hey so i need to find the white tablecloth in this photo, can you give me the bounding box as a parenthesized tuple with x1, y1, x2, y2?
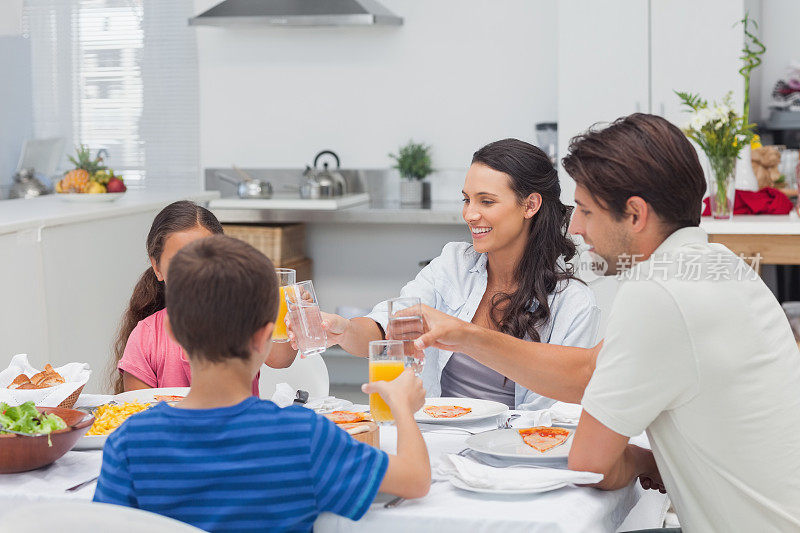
(0, 409, 668, 532)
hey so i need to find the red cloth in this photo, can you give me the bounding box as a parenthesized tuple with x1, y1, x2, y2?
(702, 187, 794, 216)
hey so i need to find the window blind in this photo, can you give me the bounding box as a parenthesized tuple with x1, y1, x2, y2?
(23, 0, 199, 187)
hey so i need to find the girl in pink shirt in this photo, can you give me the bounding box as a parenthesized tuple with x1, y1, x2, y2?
(111, 201, 259, 396)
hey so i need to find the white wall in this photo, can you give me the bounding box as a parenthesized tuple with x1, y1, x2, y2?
(0, 0, 22, 36)
(754, 0, 800, 122)
(195, 0, 557, 173)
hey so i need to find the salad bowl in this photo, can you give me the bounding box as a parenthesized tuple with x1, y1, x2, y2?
(0, 406, 94, 473)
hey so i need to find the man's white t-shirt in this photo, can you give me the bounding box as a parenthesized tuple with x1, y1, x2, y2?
(582, 227, 800, 532)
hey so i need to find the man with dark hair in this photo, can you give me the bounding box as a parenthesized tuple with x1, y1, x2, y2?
(414, 114, 800, 531)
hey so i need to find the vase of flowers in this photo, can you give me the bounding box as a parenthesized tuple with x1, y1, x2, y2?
(677, 92, 748, 219)
(390, 140, 433, 206)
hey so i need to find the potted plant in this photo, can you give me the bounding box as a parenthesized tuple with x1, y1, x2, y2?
(390, 140, 433, 206)
(675, 13, 765, 219)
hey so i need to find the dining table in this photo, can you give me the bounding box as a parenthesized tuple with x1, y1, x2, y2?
(0, 401, 668, 532)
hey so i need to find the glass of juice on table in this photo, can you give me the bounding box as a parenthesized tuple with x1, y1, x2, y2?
(387, 296, 425, 375)
(368, 340, 410, 424)
(273, 268, 296, 343)
(284, 280, 327, 357)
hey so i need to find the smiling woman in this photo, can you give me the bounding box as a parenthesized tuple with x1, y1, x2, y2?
(282, 139, 599, 410)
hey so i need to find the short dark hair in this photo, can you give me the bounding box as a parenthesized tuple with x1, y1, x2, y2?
(166, 235, 279, 363)
(562, 113, 706, 229)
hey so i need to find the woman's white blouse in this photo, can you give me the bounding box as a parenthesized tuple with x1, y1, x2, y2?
(366, 241, 599, 410)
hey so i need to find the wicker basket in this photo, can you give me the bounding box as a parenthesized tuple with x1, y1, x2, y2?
(56, 385, 84, 409)
(223, 224, 306, 264)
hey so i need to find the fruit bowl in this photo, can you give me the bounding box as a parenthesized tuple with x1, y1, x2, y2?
(56, 192, 125, 203)
(0, 406, 94, 474)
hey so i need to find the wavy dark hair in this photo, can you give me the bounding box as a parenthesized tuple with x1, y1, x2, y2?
(472, 139, 578, 342)
(109, 201, 224, 393)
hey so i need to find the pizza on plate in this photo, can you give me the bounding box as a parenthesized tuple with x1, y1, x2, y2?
(324, 411, 370, 424)
(153, 395, 185, 403)
(518, 426, 571, 453)
(422, 405, 472, 418)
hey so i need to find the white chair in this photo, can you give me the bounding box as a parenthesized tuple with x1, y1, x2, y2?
(258, 352, 330, 400)
(7, 501, 205, 533)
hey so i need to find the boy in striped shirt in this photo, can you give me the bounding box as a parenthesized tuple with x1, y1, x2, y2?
(94, 235, 430, 532)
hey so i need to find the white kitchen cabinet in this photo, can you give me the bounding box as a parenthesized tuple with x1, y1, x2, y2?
(557, 0, 649, 204)
(650, 0, 745, 125)
(557, 0, 746, 204)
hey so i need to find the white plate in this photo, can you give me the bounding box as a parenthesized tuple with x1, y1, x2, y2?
(414, 397, 509, 424)
(448, 476, 568, 495)
(73, 388, 189, 450)
(113, 387, 189, 404)
(465, 428, 573, 462)
(57, 192, 125, 202)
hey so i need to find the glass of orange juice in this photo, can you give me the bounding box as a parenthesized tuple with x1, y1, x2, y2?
(368, 340, 409, 424)
(273, 268, 296, 342)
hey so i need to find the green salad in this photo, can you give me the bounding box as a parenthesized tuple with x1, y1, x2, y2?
(0, 401, 67, 437)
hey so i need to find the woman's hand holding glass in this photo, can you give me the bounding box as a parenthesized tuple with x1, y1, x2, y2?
(286, 311, 349, 350)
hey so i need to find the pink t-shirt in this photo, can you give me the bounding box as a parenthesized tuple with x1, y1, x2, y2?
(118, 308, 260, 396)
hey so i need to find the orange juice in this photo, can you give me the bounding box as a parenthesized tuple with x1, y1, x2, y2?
(273, 286, 288, 341)
(369, 360, 405, 422)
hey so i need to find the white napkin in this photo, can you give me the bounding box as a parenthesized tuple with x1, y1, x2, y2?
(0, 354, 91, 408)
(548, 402, 582, 425)
(304, 396, 354, 413)
(437, 454, 602, 491)
(270, 383, 296, 408)
(0, 450, 102, 493)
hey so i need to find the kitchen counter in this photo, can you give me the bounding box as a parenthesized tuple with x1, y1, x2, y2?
(209, 197, 465, 225)
(0, 189, 220, 236)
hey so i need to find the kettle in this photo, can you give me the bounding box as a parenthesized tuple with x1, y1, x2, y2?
(9, 168, 50, 199)
(308, 150, 347, 197)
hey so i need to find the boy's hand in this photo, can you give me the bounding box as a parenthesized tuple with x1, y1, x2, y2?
(287, 311, 348, 349)
(362, 369, 425, 416)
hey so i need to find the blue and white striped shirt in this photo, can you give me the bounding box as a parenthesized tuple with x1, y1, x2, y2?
(93, 397, 388, 532)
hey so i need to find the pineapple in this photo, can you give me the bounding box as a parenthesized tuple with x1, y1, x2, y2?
(59, 145, 107, 193)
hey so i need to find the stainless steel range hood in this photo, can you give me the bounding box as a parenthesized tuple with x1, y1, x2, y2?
(189, 0, 403, 27)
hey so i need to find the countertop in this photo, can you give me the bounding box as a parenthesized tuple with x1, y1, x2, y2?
(0, 189, 219, 235)
(209, 197, 466, 225)
(210, 194, 800, 233)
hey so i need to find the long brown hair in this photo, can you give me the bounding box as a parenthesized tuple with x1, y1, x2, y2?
(471, 139, 578, 342)
(110, 201, 224, 393)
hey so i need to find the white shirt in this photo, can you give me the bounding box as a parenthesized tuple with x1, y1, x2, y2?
(582, 227, 800, 532)
(367, 241, 599, 410)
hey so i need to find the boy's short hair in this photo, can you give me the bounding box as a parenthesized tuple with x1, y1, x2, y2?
(562, 113, 706, 230)
(166, 234, 279, 363)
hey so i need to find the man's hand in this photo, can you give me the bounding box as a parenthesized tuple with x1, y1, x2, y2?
(413, 304, 475, 352)
(639, 467, 666, 493)
(287, 311, 348, 350)
(362, 369, 425, 416)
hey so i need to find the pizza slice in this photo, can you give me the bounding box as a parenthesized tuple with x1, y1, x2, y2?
(153, 395, 185, 403)
(518, 426, 571, 453)
(324, 411, 369, 424)
(422, 405, 472, 418)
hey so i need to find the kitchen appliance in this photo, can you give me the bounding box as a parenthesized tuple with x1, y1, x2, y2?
(301, 150, 348, 198)
(189, 0, 403, 27)
(215, 169, 273, 199)
(535, 122, 558, 166)
(9, 168, 50, 199)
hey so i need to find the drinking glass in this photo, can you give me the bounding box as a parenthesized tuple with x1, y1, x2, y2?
(284, 280, 326, 358)
(368, 340, 410, 424)
(272, 268, 296, 343)
(386, 296, 425, 375)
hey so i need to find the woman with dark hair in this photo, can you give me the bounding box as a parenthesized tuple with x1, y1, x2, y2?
(286, 139, 598, 409)
(110, 200, 232, 394)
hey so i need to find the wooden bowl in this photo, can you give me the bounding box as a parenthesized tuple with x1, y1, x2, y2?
(0, 406, 95, 474)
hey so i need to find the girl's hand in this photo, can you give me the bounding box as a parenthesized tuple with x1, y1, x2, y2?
(286, 311, 349, 349)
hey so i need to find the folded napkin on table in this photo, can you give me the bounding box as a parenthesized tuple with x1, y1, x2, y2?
(270, 383, 354, 412)
(548, 402, 582, 425)
(436, 454, 602, 491)
(0, 354, 91, 408)
(702, 187, 793, 216)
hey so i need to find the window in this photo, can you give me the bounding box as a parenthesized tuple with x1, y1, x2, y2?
(23, 0, 199, 187)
